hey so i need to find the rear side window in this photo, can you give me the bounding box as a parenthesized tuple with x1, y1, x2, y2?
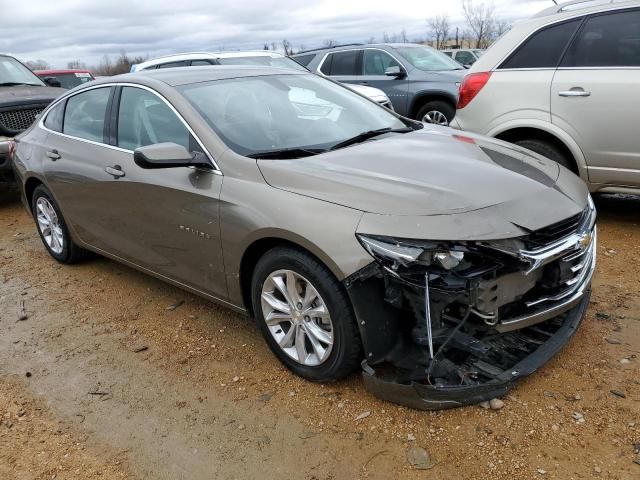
(320, 50, 360, 75)
(191, 60, 213, 66)
(455, 51, 476, 66)
(117, 87, 190, 151)
(158, 61, 187, 69)
(500, 19, 582, 69)
(293, 54, 315, 67)
(63, 87, 111, 142)
(562, 10, 640, 67)
(44, 101, 65, 132)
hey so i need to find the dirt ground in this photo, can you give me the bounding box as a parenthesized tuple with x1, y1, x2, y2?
(1, 183, 639, 480)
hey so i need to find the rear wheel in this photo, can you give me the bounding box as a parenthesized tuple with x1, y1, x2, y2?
(416, 100, 455, 126)
(251, 247, 362, 382)
(31, 185, 85, 264)
(514, 139, 573, 171)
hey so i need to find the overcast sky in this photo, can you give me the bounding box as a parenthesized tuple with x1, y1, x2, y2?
(2, 0, 554, 68)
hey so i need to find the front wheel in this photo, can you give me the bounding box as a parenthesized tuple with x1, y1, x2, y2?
(251, 247, 362, 382)
(416, 100, 455, 126)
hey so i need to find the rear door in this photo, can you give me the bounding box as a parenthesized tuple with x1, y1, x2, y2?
(552, 8, 640, 187)
(41, 86, 118, 247)
(318, 50, 362, 86)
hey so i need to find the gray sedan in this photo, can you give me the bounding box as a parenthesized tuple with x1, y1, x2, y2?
(11, 66, 596, 409)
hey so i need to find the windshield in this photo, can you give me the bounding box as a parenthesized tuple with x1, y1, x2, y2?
(394, 46, 463, 71)
(0, 56, 44, 86)
(216, 56, 308, 72)
(45, 72, 94, 89)
(179, 73, 408, 157)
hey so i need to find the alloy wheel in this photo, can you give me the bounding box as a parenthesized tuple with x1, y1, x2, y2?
(260, 269, 334, 366)
(36, 197, 64, 255)
(422, 110, 449, 126)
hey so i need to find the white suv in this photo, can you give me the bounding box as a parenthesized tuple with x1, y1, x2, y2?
(453, 0, 640, 194)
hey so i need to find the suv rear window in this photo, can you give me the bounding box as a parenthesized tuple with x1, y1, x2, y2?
(562, 10, 640, 67)
(320, 51, 360, 75)
(500, 19, 582, 69)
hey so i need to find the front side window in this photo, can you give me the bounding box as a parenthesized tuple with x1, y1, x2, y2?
(63, 87, 111, 142)
(562, 10, 640, 67)
(191, 60, 214, 66)
(179, 73, 407, 156)
(500, 19, 582, 69)
(320, 51, 360, 75)
(363, 50, 400, 75)
(158, 61, 187, 69)
(117, 87, 190, 151)
(394, 45, 463, 71)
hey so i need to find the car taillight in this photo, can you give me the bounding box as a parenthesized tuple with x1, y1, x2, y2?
(457, 72, 492, 110)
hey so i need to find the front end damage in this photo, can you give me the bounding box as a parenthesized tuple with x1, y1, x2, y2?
(346, 200, 597, 410)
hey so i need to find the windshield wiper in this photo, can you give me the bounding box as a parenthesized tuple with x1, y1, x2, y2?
(247, 147, 327, 159)
(329, 127, 413, 151)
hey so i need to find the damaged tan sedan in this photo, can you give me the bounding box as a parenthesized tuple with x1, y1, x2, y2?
(10, 66, 596, 409)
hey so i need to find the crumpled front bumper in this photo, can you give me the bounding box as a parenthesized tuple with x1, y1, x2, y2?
(361, 291, 590, 410)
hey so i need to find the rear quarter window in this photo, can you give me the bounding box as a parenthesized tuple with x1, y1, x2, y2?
(43, 101, 65, 133)
(499, 19, 582, 69)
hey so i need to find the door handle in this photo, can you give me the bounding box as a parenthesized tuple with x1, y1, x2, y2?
(558, 89, 591, 97)
(46, 150, 61, 161)
(105, 165, 125, 178)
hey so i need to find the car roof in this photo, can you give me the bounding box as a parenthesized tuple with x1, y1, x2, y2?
(135, 51, 287, 70)
(35, 69, 93, 75)
(293, 42, 433, 56)
(92, 65, 307, 88)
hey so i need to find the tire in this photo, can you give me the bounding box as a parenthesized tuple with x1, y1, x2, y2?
(251, 246, 362, 382)
(416, 100, 455, 126)
(31, 185, 85, 264)
(514, 139, 573, 171)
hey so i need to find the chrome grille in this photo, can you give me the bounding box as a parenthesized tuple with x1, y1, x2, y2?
(523, 210, 585, 249)
(0, 108, 44, 133)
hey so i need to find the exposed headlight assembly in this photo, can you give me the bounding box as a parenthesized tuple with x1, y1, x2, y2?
(357, 234, 467, 271)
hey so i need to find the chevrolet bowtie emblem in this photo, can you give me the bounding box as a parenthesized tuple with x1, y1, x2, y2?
(578, 232, 593, 250)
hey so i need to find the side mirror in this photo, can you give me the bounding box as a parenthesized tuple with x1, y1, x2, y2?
(384, 66, 406, 78)
(43, 77, 61, 88)
(133, 143, 211, 169)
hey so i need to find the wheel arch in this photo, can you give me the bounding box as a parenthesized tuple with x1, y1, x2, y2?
(490, 123, 587, 179)
(238, 234, 345, 317)
(24, 176, 45, 214)
(409, 90, 457, 119)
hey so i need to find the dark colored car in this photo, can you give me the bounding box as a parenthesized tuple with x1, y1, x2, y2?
(0, 55, 65, 180)
(293, 43, 466, 125)
(35, 69, 95, 89)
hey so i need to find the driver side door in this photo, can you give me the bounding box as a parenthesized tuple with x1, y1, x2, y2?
(94, 85, 227, 298)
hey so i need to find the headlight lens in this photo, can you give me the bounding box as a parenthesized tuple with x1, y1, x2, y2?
(357, 234, 466, 271)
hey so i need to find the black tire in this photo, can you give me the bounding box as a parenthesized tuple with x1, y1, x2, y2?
(31, 185, 85, 264)
(514, 139, 573, 171)
(251, 246, 362, 382)
(415, 100, 456, 126)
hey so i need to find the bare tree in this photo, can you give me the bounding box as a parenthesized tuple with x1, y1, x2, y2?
(67, 60, 87, 69)
(493, 18, 511, 40)
(322, 39, 338, 48)
(400, 29, 409, 44)
(270, 42, 278, 51)
(24, 59, 50, 70)
(462, 0, 496, 49)
(428, 15, 450, 50)
(282, 39, 292, 56)
(263, 43, 270, 50)
(367, 36, 376, 44)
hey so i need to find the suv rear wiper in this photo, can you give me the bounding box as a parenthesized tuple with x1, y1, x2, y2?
(329, 127, 413, 151)
(247, 147, 327, 159)
(0, 82, 42, 87)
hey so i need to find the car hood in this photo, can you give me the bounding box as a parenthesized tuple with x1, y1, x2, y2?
(258, 127, 588, 232)
(0, 85, 65, 108)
